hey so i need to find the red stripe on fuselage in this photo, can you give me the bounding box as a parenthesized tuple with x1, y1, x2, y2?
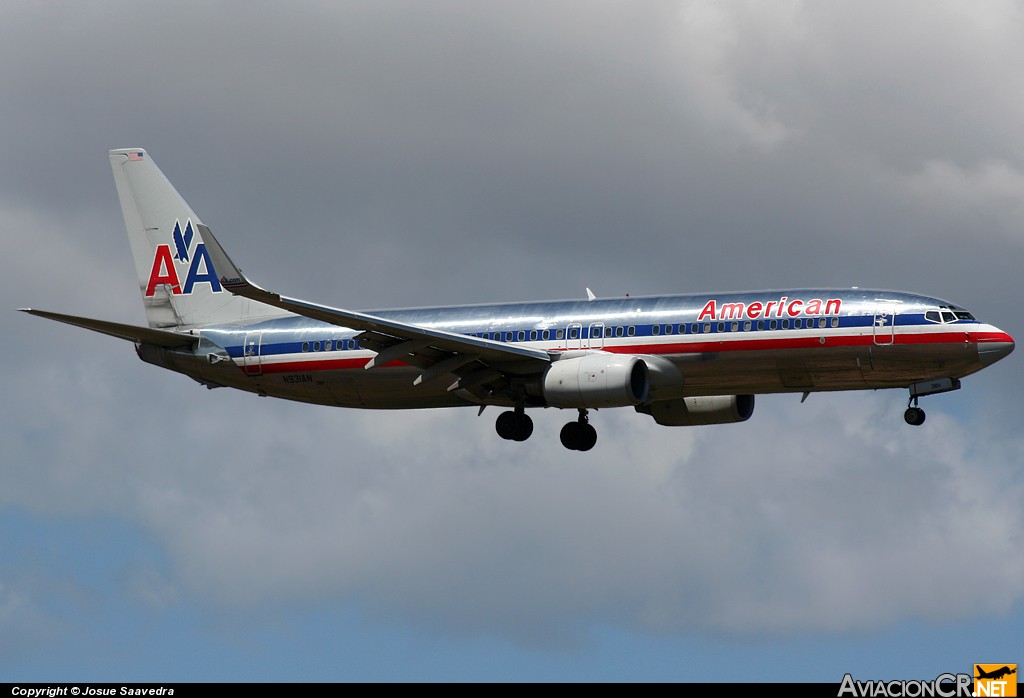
(245, 328, 985, 375)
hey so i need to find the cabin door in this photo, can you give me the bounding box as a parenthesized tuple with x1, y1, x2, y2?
(243, 331, 263, 375)
(872, 304, 896, 346)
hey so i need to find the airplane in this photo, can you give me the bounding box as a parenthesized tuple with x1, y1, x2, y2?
(20, 149, 1015, 451)
(975, 666, 1016, 681)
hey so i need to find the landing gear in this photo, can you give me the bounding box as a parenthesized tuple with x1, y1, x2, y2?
(494, 406, 599, 449)
(904, 394, 926, 426)
(902, 378, 960, 426)
(904, 391, 927, 426)
(496, 406, 533, 442)
(904, 407, 926, 426)
(560, 409, 597, 451)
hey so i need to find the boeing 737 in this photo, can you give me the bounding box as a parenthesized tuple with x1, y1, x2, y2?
(21, 149, 1015, 450)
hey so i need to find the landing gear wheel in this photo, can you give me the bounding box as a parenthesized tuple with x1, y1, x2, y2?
(496, 411, 516, 440)
(904, 407, 926, 426)
(496, 410, 533, 441)
(560, 410, 598, 451)
(577, 423, 597, 451)
(511, 413, 533, 441)
(560, 422, 582, 450)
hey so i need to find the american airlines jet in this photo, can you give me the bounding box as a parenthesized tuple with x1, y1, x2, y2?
(22, 149, 1015, 451)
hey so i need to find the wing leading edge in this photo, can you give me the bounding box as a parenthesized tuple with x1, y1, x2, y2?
(200, 225, 555, 397)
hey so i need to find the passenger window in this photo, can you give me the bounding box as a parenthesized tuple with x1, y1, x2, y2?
(529, 330, 538, 341)
(542, 329, 550, 341)
(604, 327, 613, 338)
(627, 326, 636, 336)
(757, 321, 764, 331)
(717, 322, 725, 332)
(703, 323, 711, 333)
(517, 331, 525, 341)
(615, 326, 624, 337)
(302, 342, 310, 352)
(794, 319, 802, 329)
(769, 320, 777, 331)
(324, 340, 332, 351)
(731, 322, 739, 332)
(831, 317, 839, 328)
(743, 321, 751, 331)
(653, 325, 661, 336)
(556, 329, 565, 340)
(569, 327, 579, 340)
(781, 319, 789, 330)
(818, 318, 826, 328)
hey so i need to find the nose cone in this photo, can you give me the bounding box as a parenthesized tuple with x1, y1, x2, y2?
(978, 328, 1015, 366)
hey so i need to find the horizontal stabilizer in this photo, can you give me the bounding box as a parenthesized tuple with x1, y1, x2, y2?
(19, 309, 198, 348)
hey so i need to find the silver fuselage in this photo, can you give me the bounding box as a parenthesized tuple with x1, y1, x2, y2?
(144, 288, 1014, 410)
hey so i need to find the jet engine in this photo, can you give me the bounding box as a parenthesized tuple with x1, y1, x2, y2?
(542, 354, 649, 408)
(636, 394, 755, 426)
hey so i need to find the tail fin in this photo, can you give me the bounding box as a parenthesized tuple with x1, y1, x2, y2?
(109, 148, 281, 329)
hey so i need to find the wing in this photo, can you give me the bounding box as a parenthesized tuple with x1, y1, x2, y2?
(200, 225, 555, 400)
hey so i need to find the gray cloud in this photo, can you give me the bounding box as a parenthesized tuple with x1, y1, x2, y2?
(3, 0, 1022, 653)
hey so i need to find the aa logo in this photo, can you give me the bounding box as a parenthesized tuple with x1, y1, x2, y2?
(145, 219, 222, 297)
(975, 664, 1017, 697)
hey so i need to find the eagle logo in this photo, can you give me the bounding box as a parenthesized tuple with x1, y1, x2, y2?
(172, 219, 196, 263)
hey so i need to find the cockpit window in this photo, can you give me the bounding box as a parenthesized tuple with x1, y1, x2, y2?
(926, 307, 975, 323)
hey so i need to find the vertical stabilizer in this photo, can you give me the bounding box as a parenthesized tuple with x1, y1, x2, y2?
(109, 148, 281, 329)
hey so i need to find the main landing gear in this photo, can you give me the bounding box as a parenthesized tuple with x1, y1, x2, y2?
(495, 405, 534, 442)
(559, 409, 597, 452)
(494, 407, 598, 451)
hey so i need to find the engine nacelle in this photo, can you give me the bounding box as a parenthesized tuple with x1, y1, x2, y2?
(636, 395, 755, 426)
(542, 354, 650, 408)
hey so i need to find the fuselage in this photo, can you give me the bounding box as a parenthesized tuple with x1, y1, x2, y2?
(149, 288, 1013, 410)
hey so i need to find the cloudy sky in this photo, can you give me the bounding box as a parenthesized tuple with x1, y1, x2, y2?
(2, 0, 1022, 682)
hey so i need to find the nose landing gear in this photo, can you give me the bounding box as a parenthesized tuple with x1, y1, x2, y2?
(904, 398, 926, 426)
(903, 377, 961, 426)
